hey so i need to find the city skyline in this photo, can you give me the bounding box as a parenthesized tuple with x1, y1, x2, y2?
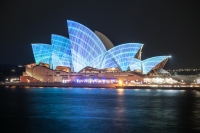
(0, 0, 200, 69)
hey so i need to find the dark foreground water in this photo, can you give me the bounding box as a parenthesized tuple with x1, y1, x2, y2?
(0, 87, 200, 133)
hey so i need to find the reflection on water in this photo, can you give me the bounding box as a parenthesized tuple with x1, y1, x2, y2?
(117, 89, 124, 95)
(0, 87, 200, 133)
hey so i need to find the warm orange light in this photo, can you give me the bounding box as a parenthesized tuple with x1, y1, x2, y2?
(119, 80, 122, 85)
(117, 89, 124, 95)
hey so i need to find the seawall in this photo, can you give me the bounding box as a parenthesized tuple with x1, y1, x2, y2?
(1, 83, 200, 91)
(0, 83, 116, 88)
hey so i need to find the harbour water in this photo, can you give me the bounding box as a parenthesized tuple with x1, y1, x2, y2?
(0, 87, 200, 133)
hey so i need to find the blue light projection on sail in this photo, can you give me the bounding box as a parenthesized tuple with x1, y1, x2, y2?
(102, 43, 143, 71)
(32, 44, 52, 67)
(31, 20, 170, 74)
(67, 20, 107, 72)
(142, 56, 170, 74)
(51, 34, 72, 70)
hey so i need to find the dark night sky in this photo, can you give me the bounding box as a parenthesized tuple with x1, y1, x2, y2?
(0, 0, 200, 69)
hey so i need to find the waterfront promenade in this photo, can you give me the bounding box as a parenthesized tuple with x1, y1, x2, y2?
(0, 82, 200, 91)
(0, 82, 116, 88)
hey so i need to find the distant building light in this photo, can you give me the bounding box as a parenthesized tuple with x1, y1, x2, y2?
(197, 78, 200, 84)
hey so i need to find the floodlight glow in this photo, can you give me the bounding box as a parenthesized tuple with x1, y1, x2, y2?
(119, 80, 122, 85)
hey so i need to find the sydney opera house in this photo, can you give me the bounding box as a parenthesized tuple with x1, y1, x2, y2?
(20, 20, 171, 83)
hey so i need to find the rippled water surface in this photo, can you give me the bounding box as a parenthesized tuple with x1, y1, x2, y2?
(0, 87, 200, 133)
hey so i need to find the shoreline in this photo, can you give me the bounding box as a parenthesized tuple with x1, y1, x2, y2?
(115, 85, 200, 91)
(1, 83, 200, 91)
(0, 83, 116, 88)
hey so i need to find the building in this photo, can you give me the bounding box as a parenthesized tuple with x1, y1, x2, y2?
(20, 20, 171, 83)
